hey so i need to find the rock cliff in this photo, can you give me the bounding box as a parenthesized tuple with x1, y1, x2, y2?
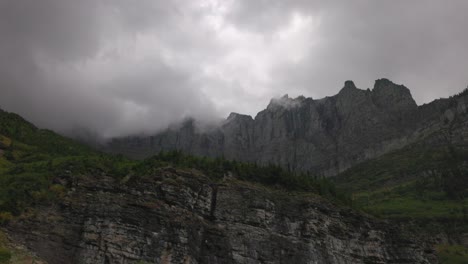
(106, 79, 468, 176)
(6, 168, 436, 263)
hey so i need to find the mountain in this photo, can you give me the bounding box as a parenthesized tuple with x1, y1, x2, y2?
(106, 79, 468, 177)
(331, 110, 468, 263)
(0, 108, 439, 263)
(332, 96, 468, 235)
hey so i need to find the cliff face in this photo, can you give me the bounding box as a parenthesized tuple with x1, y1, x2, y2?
(6, 168, 436, 264)
(106, 79, 468, 176)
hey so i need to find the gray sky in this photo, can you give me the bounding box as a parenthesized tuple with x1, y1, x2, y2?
(1, 0, 467, 138)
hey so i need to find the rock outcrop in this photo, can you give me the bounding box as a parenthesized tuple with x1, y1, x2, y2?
(106, 79, 468, 176)
(6, 168, 436, 263)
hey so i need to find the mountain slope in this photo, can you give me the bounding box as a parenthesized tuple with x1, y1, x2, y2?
(106, 79, 468, 177)
(333, 114, 468, 261)
(0, 108, 438, 263)
(334, 88, 468, 219)
(0, 108, 139, 217)
(335, 136, 468, 220)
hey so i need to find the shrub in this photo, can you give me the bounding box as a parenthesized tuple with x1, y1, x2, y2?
(436, 244, 468, 264)
(49, 184, 66, 198)
(0, 212, 13, 225)
(0, 247, 11, 263)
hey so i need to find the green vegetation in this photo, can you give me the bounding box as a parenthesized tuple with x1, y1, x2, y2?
(334, 130, 468, 260)
(0, 231, 12, 264)
(0, 247, 11, 263)
(436, 244, 468, 264)
(335, 135, 468, 247)
(0, 108, 138, 216)
(336, 140, 468, 219)
(135, 151, 351, 204)
(0, 110, 92, 157)
(0, 145, 136, 215)
(335, 142, 468, 193)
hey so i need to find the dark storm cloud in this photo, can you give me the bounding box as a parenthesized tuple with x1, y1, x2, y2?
(1, 0, 467, 138)
(0, 0, 220, 137)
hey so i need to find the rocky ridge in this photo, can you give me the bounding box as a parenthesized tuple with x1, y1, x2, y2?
(106, 79, 468, 176)
(6, 168, 436, 264)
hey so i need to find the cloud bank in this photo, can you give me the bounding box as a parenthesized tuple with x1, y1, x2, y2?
(1, 0, 467, 137)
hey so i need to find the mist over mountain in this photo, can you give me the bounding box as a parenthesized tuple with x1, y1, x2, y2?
(1, 0, 468, 138)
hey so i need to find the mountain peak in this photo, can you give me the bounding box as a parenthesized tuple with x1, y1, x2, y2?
(337, 80, 366, 100)
(344, 80, 357, 89)
(372, 78, 417, 110)
(373, 78, 397, 89)
(227, 112, 253, 121)
(267, 94, 305, 111)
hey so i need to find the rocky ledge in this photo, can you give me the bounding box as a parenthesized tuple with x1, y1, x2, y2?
(5, 168, 436, 263)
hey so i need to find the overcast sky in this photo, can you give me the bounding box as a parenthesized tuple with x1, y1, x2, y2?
(1, 0, 467, 138)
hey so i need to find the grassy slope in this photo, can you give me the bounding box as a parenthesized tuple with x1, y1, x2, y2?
(334, 134, 468, 263)
(436, 244, 468, 264)
(335, 141, 468, 220)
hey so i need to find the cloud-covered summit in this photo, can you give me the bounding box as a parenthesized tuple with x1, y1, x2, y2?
(1, 0, 467, 138)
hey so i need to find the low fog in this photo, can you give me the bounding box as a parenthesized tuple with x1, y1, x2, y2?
(1, 0, 468, 138)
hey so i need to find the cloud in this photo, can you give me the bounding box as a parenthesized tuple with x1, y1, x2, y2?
(234, 0, 468, 102)
(0, 0, 467, 138)
(0, 0, 220, 138)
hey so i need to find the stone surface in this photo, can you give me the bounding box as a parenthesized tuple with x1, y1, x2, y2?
(106, 79, 468, 176)
(6, 168, 437, 264)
